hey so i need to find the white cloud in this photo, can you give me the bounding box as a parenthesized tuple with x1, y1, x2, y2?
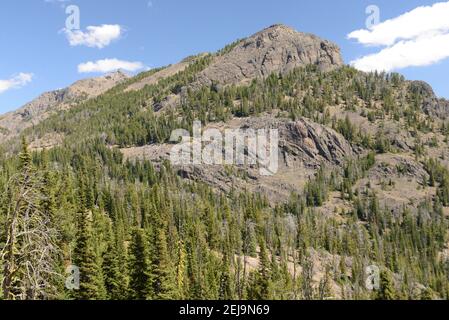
(65, 24, 122, 49)
(78, 59, 145, 73)
(348, 1, 449, 72)
(348, 1, 449, 46)
(0, 73, 33, 95)
(351, 33, 449, 72)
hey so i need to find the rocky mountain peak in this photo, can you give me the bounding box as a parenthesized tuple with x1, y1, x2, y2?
(193, 24, 344, 87)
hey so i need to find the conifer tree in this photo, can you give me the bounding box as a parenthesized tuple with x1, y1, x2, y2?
(102, 225, 128, 300)
(40, 149, 65, 298)
(128, 228, 152, 300)
(73, 181, 105, 300)
(247, 239, 272, 300)
(175, 239, 187, 299)
(218, 253, 234, 300)
(152, 221, 176, 299)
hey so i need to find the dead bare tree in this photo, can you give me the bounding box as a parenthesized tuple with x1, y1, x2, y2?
(1, 146, 62, 300)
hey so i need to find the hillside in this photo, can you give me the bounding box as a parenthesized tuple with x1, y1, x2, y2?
(1, 24, 448, 301)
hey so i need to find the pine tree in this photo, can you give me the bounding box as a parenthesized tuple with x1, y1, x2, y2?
(247, 239, 272, 300)
(40, 149, 65, 298)
(437, 173, 449, 206)
(73, 191, 105, 300)
(318, 266, 333, 300)
(218, 253, 234, 300)
(128, 228, 152, 300)
(301, 255, 315, 300)
(420, 287, 435, 300)
(40, 149, 57, 223)
(152, 221, 176, 299)
(175, 239, 187, 299)
(102, 226, 127, 300)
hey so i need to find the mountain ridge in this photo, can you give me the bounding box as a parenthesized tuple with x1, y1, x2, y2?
(0, 71, 129, 142)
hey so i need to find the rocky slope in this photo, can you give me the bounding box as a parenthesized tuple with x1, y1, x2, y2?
(125, 24, 344, 93)
(121, 24, 345, 117)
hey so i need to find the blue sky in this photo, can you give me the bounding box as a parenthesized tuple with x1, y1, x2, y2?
(1, 0, 448, 114)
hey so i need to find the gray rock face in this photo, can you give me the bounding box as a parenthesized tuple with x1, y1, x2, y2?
(194, 24, 344, 87)
(280, 118, 355, 168)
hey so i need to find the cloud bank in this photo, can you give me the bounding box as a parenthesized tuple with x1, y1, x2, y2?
(348, 1, 449, 72)
(78, 59, 145, 73)
(0, 73, 34, 95)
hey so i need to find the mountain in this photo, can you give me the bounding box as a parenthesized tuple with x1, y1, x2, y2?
(1, 24, 448, 301)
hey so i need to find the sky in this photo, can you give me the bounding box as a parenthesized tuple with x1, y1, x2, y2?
(1, 0, 448, 114)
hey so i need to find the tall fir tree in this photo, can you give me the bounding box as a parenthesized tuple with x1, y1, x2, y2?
(102, 224, 128, 300)
(247, 239, 272, 300)
(73, 174, 105, 300)
(218, 252, 234, 300)
(128, 228, 152, 300)
(152, 220, 176, 299)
